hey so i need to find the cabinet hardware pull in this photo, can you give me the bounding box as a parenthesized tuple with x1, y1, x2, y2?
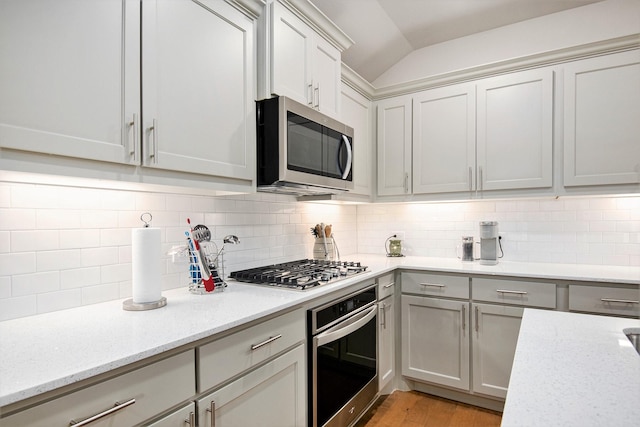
(206, 400, 216, 427)
(184, 411, 196, 426)
(420, 283, 445, 288)
(475, 306, 479, 333)
(380, 303, 387, 328)
(383, 282, 395, 289)
(148, 119, 158, 162)
(314, 83, 320, 109)
(128, 113, 138, 158)
(468, 166, 473, 192)
(69, 398, 135, 426)
(601, 298, 639, 304)
(251, 334, 282, 350)
(496, 289, 528, 295)
(308, 81, 314, 106)
(404, 173, 409, 193)
(462, 304, 466, 331)
(479, 166, 483, 192)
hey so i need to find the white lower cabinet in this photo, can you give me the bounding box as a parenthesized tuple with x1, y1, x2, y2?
(378, 273, 396, 391)
(197, 344, 306, 427)
(401, 295, 470, 391)
(1, 351, 195, 427)
(471, 303, 523, 399)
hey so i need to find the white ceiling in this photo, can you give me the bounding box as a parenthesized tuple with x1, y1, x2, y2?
(309, 0, 603, 82)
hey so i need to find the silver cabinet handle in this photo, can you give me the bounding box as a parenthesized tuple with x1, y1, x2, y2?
(206, 400, 216, 427)
(601, 298, 639, 304)
(383, 282, 395, 289)
(462, 304, 466, 331)
(379, 303, 387, 329)
(479, 166, 484, 191)
(496, 289, 528, 295)
(307, 80, 314, 106)
(184, 411, 195, 426)
(128, 113, 138, 159)
(251, 334, 282, 351)
(314, 83, 320, 109)
(69, 398, 135, 426)
(475, 305, 479, 333)
(404, 173, 409, 193)
(420, 283, 445, 288)
(148, 119, 157, 162)
(468, 166, 473, 192)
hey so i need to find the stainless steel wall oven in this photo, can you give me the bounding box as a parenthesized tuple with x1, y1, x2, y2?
(308, 284, 378, 427)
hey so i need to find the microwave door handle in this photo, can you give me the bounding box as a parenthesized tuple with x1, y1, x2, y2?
(316, 304, 377, 347)
(340, 135, 353, 180)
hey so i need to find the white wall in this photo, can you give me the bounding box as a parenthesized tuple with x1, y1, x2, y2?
(0, 182, 357, 321)
(373, 0, 640, 87)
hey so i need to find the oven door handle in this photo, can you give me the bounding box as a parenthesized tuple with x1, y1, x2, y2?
(316, 304, 377, 347)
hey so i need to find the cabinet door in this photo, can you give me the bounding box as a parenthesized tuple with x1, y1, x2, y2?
(477, 68, 553, 191)
(563, 50, 640, 187)
(312, 36, 341, 117)
(198, 344, 306, 427)
(0, 0, 140, 165)
(377, 95, 412, 196)
(471, 303, 523, 399)
(413, 84, 476, 194)
(142, 0, 255, 180)
(270, 1, 312, 105)
(379, 295, 395, 391)
(341, 84, 372, 196)
(401, 295, 470, 391)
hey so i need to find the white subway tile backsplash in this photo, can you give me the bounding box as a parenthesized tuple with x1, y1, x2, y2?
(11, 230, 59, 252)
(60, 267, 101, 289)
(0, 295, 36, 321)
(12, 271, 60, 296)
(0, 252, 36, 275)
(0, 180, 637, 321)
(36, 289, 82, 314)
(0, 208, 36, 230)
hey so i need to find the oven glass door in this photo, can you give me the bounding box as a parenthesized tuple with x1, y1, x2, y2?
(287, 112, 352, 181)
(313, 304, 377, 427)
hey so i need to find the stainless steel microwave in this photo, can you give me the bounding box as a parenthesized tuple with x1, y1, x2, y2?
(256, 96, 354, 195)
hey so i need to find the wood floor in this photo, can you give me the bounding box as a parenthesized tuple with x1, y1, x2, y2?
(355, 391, 502, 427)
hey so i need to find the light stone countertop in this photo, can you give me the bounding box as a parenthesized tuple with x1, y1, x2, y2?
(0, 255, 638, 408)
(501, 309, 640, 426)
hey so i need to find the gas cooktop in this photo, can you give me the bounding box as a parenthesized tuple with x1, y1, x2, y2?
(229, 259, 368, 290)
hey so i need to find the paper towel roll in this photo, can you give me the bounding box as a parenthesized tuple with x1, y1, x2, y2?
(132, 227, 162, 303)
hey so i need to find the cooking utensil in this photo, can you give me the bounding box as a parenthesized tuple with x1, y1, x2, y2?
(187, 218, 214, 292)
(193, 224, 211, 242)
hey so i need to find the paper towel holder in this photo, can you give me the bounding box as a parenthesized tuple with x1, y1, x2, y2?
(123, 212, 167, 311)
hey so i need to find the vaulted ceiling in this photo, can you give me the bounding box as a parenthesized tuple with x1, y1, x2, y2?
(310, 0, 603, 82)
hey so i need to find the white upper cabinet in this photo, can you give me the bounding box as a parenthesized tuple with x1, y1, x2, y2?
(265, 0, 345, 119)
(0, 0, 140, 165)
(413, 84, 476, 194)
(563, 50, 640, 187)
(476, 69, 553, 191)
(377, 95, 412, 196)
(341, 84, 372, 196)
(142, 0, 255, 180)
(0, 0, 258, 191)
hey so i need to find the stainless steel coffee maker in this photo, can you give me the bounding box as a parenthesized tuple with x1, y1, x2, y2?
(479, 221, 499, 265)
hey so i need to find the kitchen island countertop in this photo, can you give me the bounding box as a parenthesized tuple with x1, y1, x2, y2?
(502, 309, 640, 426)
(1, 255, 638, 408)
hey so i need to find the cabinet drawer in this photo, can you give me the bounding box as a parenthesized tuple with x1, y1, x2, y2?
(3, 351, 195, 427)
(569, 285, 640, 316)
(198, 309, 305, 391)
(401, 272, 469, 299)
(472, 277, 556, 308)
(377, 272, 396, 299)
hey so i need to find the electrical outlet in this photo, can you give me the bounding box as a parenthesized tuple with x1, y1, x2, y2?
(392, 231, 405, 241)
